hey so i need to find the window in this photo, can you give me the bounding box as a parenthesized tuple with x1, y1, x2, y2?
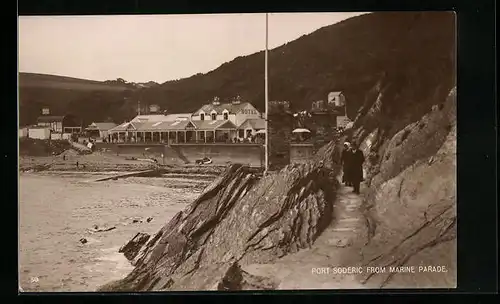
(223, 113, 228, 120)
(211, 113, 217, 120)
(238, 130, 244, 138)
(200, 113, 205, 120)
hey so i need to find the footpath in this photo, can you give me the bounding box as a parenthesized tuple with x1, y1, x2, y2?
(242, 178, 368, 289)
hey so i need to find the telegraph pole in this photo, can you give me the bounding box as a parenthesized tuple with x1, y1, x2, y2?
(264, 13, 269, 174)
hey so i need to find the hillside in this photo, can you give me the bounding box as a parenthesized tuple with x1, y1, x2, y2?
(18, 73, 156, 127)
(19, 12, 455, 129)
(19, 73, 131, 90)
(142, 12, 455, 118)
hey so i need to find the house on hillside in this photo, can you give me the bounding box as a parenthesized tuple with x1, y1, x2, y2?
(327, 91, 346, 108)
(191, 96, 261, 128)
(310, 97, 344, 145)
(85, 122, 118, 141)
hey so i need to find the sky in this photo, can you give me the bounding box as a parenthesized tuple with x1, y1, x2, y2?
(18, 12, 368, 83)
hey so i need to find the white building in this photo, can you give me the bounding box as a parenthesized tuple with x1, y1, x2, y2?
(28, 126, 51, 140)
(85, 122, 118, 140)
(108, 97, 264, 143)
(191, 97, 261, 128)
(19, 127, 29, 138)
(328, 91, 346, 107)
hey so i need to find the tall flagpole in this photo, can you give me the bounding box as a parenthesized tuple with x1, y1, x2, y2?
(264, 13, 269, 174)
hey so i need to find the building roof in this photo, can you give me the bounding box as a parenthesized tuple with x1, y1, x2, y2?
(193, 102, 254, 115)
(109, 121, 144, 132)
(109, 119, 239, 132)
(328, 91, 343, 97)
(110, 120, 194, 132)
(87, 122, 117, 131)
(192, 120, 237, 130)
(139, 120, 194, 131)
(238, 118, 266, 129)
(37, 115, 65, 123)
(130, 113, 192, 123)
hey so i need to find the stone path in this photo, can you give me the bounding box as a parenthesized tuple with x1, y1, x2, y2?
(242, 179, 368, 290)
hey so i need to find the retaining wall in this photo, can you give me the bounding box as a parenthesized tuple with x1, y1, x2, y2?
(99, 143, 264, 167)
(290, 144, 315, 165)
(171, 144, 264, 167)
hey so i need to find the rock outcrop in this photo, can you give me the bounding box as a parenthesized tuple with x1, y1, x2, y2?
(347, 87, 457, 288)
(119, 233, 151, 262)
(99, 152, 341, 291)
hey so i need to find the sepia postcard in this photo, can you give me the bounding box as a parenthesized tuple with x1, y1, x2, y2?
(18, 12, 457, 292)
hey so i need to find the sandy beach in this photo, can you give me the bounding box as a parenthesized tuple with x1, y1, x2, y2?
(19, 171, 214, 292)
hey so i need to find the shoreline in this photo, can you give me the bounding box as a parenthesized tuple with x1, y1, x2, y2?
(19, 169, 212, 292)
(19, 157, 231, 175)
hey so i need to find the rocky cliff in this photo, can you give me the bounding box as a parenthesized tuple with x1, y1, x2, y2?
(347, 87, 457, 288)
(99, 145, 342, 291)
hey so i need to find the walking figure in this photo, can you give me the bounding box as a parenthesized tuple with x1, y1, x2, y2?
(348, 142, 365, 194)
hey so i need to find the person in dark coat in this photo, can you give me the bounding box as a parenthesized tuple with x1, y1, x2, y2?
(341, 142, 352, 186)
(349, 142, 365, 194)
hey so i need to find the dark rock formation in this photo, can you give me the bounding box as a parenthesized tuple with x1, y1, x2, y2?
(99, 158, 340, 291)
(119, 233, 151, 262)
(217, 262, 279, 290)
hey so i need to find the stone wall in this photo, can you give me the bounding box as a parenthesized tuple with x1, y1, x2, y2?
(96, 143, 264, 167)
(290, 144, 315, 165)
(172, 144, 264, 167)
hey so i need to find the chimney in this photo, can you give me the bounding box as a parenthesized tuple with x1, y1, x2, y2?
(212, 96, 220, 106)
(232, 95, 242, 105)
(42, 108, 50, 115)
